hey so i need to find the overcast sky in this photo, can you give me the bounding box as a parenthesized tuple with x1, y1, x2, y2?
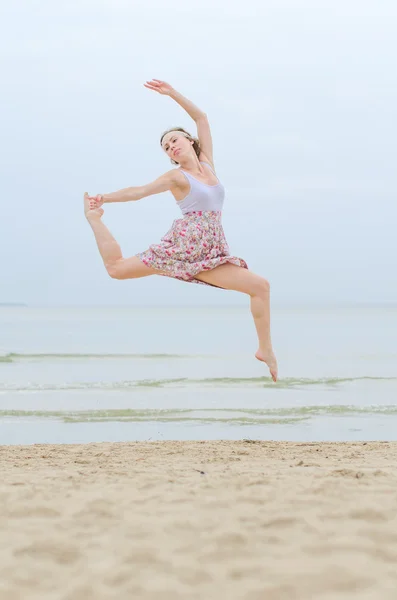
(1, 0, 396, 307)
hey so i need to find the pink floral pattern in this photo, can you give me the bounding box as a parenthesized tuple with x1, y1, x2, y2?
(136, 211, 248, 286)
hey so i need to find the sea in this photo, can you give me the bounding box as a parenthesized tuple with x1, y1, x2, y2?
(0, 305, 396, 445)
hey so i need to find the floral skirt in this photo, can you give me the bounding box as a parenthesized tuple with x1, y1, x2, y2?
(136, 211, 248, 287)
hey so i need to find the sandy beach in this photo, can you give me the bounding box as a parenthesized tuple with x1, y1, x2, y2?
(1, 440, 397, 599)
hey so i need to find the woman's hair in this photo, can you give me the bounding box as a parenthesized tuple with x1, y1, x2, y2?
(160, 127, 201, 165)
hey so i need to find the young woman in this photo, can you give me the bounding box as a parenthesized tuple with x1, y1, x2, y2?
(84, 79, 278, 382)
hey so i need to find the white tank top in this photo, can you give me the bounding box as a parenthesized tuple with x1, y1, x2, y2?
(177, 162, 225, 215)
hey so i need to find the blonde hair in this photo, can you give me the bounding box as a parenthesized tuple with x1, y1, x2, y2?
(160, 127, 201, 165)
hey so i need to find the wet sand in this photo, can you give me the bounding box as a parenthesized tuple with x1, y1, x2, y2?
(1, 440, 397, 599)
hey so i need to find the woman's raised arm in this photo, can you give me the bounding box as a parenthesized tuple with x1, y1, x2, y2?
(144, 79, 214, 165)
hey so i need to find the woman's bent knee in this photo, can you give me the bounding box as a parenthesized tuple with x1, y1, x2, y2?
(254, 277, 270, 297)
(106, 262, 124, 279)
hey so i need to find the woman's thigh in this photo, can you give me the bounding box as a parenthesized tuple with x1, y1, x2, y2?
(108, 256, 162, 280)
(194, 264, 268, 295)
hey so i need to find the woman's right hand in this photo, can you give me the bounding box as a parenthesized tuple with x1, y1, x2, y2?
(143, 79, 175, 96)
(87, 194, 104, 207)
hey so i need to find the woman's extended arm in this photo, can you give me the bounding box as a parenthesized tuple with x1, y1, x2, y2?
(144, 79, 205, 121)
(88, 170, 179, 205)
(168, 89, 206, 122)
(144, 79, 214, 164)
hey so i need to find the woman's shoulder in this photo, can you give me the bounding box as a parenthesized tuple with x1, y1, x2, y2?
(170, 168, 189, 190)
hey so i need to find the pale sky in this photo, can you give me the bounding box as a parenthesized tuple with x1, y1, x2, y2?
(1, 0, 396, 306)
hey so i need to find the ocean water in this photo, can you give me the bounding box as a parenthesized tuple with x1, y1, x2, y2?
(0, 305, 396, 445)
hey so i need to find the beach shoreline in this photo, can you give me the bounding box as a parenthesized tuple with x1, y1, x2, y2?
(1, 440, 397, 599)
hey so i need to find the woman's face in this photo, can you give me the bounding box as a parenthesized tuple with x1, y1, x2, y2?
(161, 131, 192, 162)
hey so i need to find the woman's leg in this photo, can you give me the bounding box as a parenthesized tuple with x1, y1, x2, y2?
(84, 194, 159, 280)
(195, 263, 278, 382)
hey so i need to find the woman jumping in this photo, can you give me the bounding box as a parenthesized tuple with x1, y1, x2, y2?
(84, 80, 278, 382)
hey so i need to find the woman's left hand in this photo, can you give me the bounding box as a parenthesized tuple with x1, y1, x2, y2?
(143, 79, 174, 96)
(87, 194, 104, 207)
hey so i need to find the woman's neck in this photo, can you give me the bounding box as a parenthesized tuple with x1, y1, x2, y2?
(178, 153, 202, 173)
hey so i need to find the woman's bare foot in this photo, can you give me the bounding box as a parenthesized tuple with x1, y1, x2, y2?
(84, 192, 104, 220)
(255, 348, 278, 382)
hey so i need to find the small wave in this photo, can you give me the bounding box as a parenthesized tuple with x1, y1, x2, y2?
(0, 352, 196, 363)
(0, 376, 396, 392)
(2, 405, 397, 424)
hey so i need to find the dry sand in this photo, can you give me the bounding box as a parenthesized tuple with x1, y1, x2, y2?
(1, 440, 397, 600)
